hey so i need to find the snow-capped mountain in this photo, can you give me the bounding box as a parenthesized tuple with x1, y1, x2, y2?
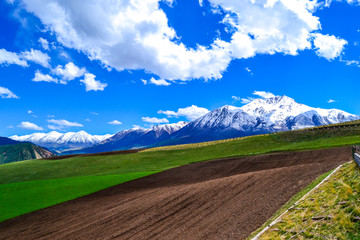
(172, 95, 359, 143)
(11, 96, 358, 155)
(10, 131, 113, 152)
(65, 121, 188, 154)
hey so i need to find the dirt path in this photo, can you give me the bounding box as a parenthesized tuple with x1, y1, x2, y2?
(0, 147, 351, 240)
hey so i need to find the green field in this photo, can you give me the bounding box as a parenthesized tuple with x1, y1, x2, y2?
(1, 123, 360, 222)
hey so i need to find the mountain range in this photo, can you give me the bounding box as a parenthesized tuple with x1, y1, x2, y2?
(10, 95, 360, 154)
(171, 95, 359, 143)
(10, 131, 113, 152)
(63, 121, 188, 154)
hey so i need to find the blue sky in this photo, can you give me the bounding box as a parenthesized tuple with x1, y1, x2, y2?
(0, 0, 359, 136)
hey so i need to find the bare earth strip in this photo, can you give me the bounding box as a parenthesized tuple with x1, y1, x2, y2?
(0, 147, 351, 240)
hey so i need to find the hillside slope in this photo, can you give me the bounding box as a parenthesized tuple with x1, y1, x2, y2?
(0, 143, 55, 164)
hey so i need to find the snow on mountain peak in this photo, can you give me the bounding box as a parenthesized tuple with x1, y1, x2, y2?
(10, 131, 113, 152)
(186, 95, 359, 134)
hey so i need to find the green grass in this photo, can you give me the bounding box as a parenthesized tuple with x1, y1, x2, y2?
(1, 124, 360, 222)
(0, 172, 155, 222)
(259, 161, 360, 239)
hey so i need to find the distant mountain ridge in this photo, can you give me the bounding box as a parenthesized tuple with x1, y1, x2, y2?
(10, 131, 113, 152)
(10, 95, 360, 154)
(64, 121, 188, 154)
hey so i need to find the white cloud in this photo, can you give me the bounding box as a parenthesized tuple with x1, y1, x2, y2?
(108, 120, 122, 125)
(27, 110, 37, 118)
(0, 48, 50, 68)
(253, 91, 275, 99)
(13, 0, 349, 82)
(0, 49, 28, 67)
(51, 62, 86, 84)
(233, 95, 254, 104)
(327, 99, 337, 103)
(158, 105, 209, 121)
(0, 86, 19, 99)
(38, 37, 49, 50)
(90, 112, 99, 115)
(141, 79, 147, 85)
(213, 0, 320, 57)
(80, 73, 107, 92)
(47, 125, 64, 130)
(241, 98, 253, 104)
(149, 77, 171, 86)
(21, 49, 51, 68)
(32, 70, 58, 83)
(18, 121, 43, 130)
(15, 0, 231, 81)
(47, 119, 83, 127)
(341, 59, 360, 66)
(232, 96, 240, 102)
(142, 117, 169, 124)
(313, 33, 347, 60)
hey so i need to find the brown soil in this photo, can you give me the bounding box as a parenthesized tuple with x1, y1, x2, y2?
(0, 147, 351, 240)
(44, 149, 143, 160)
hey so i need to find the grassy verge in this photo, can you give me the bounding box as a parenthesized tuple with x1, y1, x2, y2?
(0, 171, 155, 222)
(247, 168, 335, 239)
(257, 162, 360, 239)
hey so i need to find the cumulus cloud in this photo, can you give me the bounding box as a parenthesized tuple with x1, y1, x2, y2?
(0, 86, 19, 99)
(158, 105, 209, 121)
(47, 119, 83, 127)
(38, 37, 49, 50)
(11, 0, 349, 82)
(21, 49, 51, 68)
(253, 91, 275, 99)
(11, 0, 231, 81)
(18, 121, 43, 130)
(142, 117, 169, 124)
(313, 33, 347, 60)
(0, 49, 28, 67)
(327, 99, 337, 103)
(80, 73, 107, 91)
(51, 62, 86, 84)
(149, 77, 171, 86)
(108, 120, 122, 125)
(0, 48, 50, 67)
(32, 70, 58, 83)
(212, 0, 321, 56)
